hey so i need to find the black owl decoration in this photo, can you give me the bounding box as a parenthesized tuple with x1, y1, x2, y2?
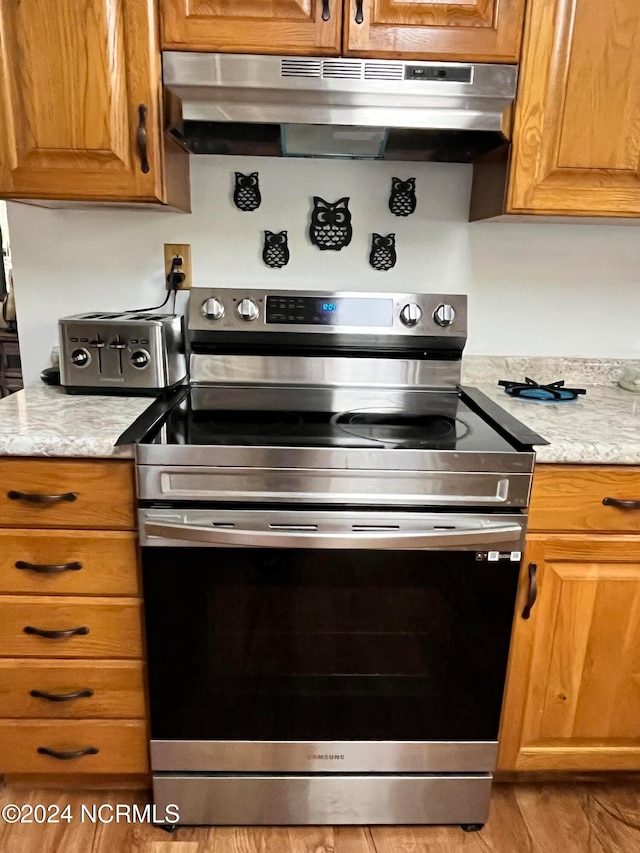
(369, 233, 397, 272)
(389, 177, 417, 217)
(309, 197, 353, 251)
(262, 230, 290, 269)
(233, 172, 261, 211)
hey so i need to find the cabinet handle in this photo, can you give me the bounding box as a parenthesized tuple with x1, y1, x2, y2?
(321, 0, 331, 21)
(602, 497, 640, 510)
(37, 746, 99, 761)
(7, 490, 77, 504)
(30, 688, 94, 703)
(15, 560, 82, 574)
(355, 0, 364, 24)
(136, 104, 150, 174)
(24, 626, 89, 640)
(521, 562, 537, 620)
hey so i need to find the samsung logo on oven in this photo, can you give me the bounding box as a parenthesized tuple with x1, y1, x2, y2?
(308, 754, 345, 760)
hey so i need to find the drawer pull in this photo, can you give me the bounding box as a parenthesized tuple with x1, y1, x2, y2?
(321, 0, 330, 21)
(7, 490, 77, 504)
(15, 560, 83, 574)
(603, 497, 640, 510)
(24, 626, 89, 640)
(355, 0, 364, 24)
(37, 746, 99, 761)
(30, 688, 94, 703)
(522, 562, 538, 620)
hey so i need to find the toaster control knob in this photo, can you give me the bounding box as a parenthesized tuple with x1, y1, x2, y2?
(202, 297, 225, 322)
(237, 298, 259, 322)
(130, 350, 150, 369)
(70, 348, 90, 368)
(434, 303, 455, 327)
(399, 303, 422, 327)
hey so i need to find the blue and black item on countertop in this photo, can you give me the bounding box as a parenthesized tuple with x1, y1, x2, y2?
(499, 377, 587, 402)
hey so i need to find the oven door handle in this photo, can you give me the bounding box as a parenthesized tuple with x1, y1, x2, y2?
(143, 521, 524, 550)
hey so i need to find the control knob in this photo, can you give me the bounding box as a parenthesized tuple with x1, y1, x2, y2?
(237, 298, 259, 322)
(201, 297, 225, 321)
(70, 348, 90, 367)
(433, 303, 455, 327)
(399, 303, 422, 327)
(130, 350, 150, 369)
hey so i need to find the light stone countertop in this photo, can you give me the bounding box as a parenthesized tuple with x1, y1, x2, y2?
(473, 383, 640, 465)
(0, 385, 152, 458)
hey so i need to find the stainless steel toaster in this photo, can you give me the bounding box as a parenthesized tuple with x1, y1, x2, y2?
(59, 312, 186, 395)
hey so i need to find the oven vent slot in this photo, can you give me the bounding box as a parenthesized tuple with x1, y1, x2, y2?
(211, 522, 235, 528)
(269, 524, 318, 531)
(434, 525, 456, 530)
(352, 525, 401, 531)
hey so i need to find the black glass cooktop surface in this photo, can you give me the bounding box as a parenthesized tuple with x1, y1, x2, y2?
(145, 392, 517, 453)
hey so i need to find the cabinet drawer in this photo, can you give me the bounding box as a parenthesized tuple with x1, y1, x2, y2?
(529, 466, 640, 532)
(0, 660, 146, 719)
(0, 720, 148, 774)
(0, 530, 139, 595)
(0, 597, 143, 658)
(0, 459, 135, 529)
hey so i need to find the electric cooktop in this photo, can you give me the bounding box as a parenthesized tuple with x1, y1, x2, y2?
(143, 392, 517, 454)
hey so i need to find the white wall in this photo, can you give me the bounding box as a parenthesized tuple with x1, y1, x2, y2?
(8, 155, 640, 385)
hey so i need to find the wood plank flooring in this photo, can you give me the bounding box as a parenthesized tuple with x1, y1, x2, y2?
(0, 781, 639, 852)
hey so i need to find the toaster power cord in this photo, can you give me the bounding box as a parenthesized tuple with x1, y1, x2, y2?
(126, 256, 184, 313)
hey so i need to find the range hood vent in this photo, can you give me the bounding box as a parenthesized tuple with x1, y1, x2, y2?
(164, 52, 517, 162)
(280, 58, 405, 82)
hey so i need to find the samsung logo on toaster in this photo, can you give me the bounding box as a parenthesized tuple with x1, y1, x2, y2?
(308, 754, 345, 760)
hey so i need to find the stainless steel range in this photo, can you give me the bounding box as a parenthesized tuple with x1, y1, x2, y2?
(129, 287, 546, 829)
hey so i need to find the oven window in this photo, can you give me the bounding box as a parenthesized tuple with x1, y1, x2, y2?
(143, 548, 518, 742)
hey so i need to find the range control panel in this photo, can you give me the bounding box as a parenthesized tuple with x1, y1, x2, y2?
(189, 289, 467, 339)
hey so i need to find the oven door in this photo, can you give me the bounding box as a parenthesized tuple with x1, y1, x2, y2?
(140, 508, 525, 774)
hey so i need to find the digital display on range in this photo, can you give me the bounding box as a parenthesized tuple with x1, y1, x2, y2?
(266, 296, 394, 327)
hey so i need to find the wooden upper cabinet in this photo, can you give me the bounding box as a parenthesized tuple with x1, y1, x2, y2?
(161, 0, 342, 55)
(0, 0, 188, 207)
(508, 0, 640, 217)
(344, 0, 526, 62)
(499, 535, 640, 771)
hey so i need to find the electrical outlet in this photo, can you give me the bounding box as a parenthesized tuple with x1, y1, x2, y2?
(164, 243, 192, 291)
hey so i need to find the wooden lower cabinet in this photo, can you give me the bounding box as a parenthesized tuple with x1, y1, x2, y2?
(0, 660, 146, 719)
(0, 457, 148, 780)
(499, 534, 640, 771)
(0, 720, 148, 774)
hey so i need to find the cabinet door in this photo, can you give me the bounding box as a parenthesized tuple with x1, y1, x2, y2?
(344, 0, 525, 62)
(499, 535, 640, 771)
(0, 0, 168, 202)
(161, 1, 341, 55)
(508, 0, 640, 216)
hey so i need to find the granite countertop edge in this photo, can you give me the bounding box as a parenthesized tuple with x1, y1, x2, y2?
(472, 382, 640, 466)
(0, 386, 149, 460)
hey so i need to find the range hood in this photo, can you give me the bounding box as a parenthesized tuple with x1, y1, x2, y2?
(163, 53, 517, 163)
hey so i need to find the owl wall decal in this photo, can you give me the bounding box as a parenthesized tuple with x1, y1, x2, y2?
(309, 197, 353, 251)
(233, 172, 261, 211)
(389, 177, 417, 217)
(262, 230, 290, 268)
(369, 233, 397, 271)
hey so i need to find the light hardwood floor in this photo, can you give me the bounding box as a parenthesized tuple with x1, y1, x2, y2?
(1, 781, 639, 852)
